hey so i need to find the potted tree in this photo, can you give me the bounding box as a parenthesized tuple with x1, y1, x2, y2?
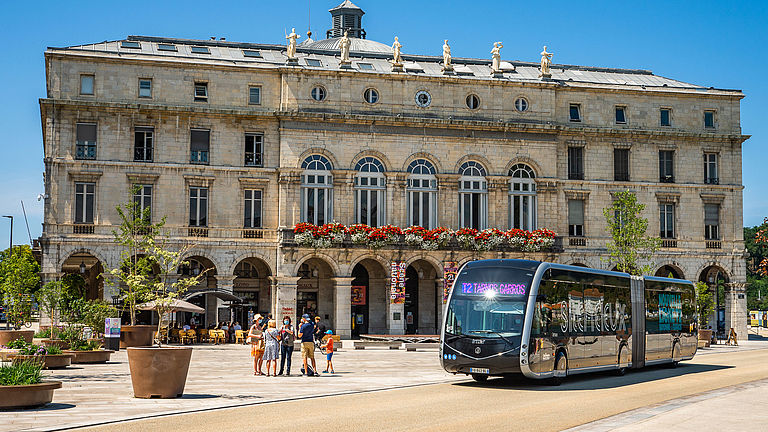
(696, 281, 715, 347)
(0, 359, 62, 409)
(106, 186, 161, 348)
(126, 238, 202, 398)
(35, 281, 69, 349)
(0, 245, 39, 346)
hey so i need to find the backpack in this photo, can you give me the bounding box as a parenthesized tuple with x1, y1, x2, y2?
(282, 328, 295, 346)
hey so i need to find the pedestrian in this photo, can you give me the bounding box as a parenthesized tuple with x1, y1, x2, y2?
(262, 319, 280, 377)
(314, 316, 327, 343)
(233, 321, 242, 343)
(278, 316, 296, 376)
(298, 313, 317, 376)
(248, 315, 265, 375)
(321, 330, 335, 374)
(221, 322, 229, 344)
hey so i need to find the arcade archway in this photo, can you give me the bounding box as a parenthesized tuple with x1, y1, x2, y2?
(404, 259, 441, 335)
(350, 259, 388, 337)
(296, 257, 336, 331)
(61, 252, 103, 301)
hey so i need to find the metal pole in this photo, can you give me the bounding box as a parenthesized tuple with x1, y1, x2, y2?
(2, 215, 11, 330)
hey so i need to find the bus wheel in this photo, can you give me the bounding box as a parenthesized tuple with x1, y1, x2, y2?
(549, 352, 567, 386)
(471, 374, 488, 383)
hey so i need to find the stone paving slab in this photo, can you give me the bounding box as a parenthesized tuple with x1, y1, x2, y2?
(2, 342, 463, 432)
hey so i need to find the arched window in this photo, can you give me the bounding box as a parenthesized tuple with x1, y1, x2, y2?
(354, 157, 386, 227)
(406, 159, 437, 229)
(301, 155, 333, 225)
(458, 161, 487, 230)
(178, 259, 204, 276)
(508, 163, 537, 230)
(234, 261, 258, 278)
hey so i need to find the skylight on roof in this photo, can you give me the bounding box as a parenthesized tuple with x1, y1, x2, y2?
(454, 65, 474, 76)
(191, 46, 210, 54)
(121, 41, 141, 49)
(158, 43, 177, 52)
(243, 50, 262, 58)
(357, 63, 374, 70)
(305, 58, 322, 67)
(404, 62, 424, 72)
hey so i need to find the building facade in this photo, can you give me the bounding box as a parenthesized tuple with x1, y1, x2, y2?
(39, 2, 748, 338)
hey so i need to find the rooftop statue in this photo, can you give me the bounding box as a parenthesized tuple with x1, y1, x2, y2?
(491, 41, 503, 74)
(442, 39, 452, 68)
(540, 45, 553, 78)
(286, 28, 300, 60)
(339, 30, 351, 65)
(392, 36, 403, 66)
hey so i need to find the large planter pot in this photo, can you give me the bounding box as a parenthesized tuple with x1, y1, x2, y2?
(0, 348, 20, 361)
(64, 349, 114, 364)
(40, 339, 71, 350)
(127, 346, 192, 399)
(0, 330, 34, 347)
(120, 325, 155, 348)
(698, 329, 713, 347)
(0, 381, 62, 409)
(11, 354, 74, 369)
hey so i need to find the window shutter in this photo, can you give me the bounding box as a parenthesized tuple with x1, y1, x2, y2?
(568, 200, 584, 225)
(704, 204, 719, 225)
(77, 124, 97, 142)
(191, 130, 210, 152)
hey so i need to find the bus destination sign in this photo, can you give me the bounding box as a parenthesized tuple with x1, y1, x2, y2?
(461, 282, 526, 296)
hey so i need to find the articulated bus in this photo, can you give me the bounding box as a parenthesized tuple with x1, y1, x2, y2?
(440, 259, 697, 384)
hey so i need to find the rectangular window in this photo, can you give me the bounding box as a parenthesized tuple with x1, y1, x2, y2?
(248, 86, 261, 105)
(244, 133, 263, 167)
(357, 63, 374, 70)
(75, 123, 97, 160)
(194, 82, 208, 102)
(80, 75, 94, 95)
(305, 59, 322, 67)
(74, 182, 95, 224)
(121, 41, 141, 49)
(242, 50, 261, 58)
(704, 204, 720, 240)
(138, 79, 152, 98)
(134, 127, 154, 162)
(569, 104, 581, 122)
(660, 108, 671, 126)
(157, 43, 177, 51)
(190, 129, 210, 164)
(567, 147, 584, 180)
(190, 46, 210, 54)
(704, 110, 716, 129)
(189, 187, 208, 227)
(132, 185, 152, 222)
(568, 199, 584, 237)
(659, 150, 674, 183)
(704, 153, 718, 184)
(615, 106, 627, 124)
(659, 204, 675, 238)
(614, 148, 630, 181)
(244, 189, 262, 228)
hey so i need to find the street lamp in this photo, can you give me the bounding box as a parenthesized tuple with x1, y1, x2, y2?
(2, 215, 12, 256)
(79, 261, 86, 274)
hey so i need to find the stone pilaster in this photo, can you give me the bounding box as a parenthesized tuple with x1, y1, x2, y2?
(273, 276, 300, 324)
(725, 282, 748, 341)
(332, 276, 354, 339)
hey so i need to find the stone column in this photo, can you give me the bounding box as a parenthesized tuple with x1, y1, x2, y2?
(388, 300, 405, 335)
(273, 276, 300, 324)
(435, 277, 445, 333)
(332, 276, 354, 339)
(725, 282, 748, 341)
(217, 275, 236, 324)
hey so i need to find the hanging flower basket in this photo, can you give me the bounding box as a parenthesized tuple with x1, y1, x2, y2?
(475, 228, 506, 251)
(367, 225, 402, 249)
(294, 222, 348, 248)
(455, 228, 479, 250)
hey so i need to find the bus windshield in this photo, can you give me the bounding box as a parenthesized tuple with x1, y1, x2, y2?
(445, 265, 535, 338)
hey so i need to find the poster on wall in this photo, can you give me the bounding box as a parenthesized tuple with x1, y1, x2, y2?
(443, 261, 458, 303)
(390, 261, 406, 304)
(351, 285, 367, 305)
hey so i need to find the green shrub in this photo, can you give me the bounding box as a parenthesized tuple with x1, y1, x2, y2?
(34, 328, 52, 338)
(45, 345, 63, 355)
(5, 338, 28, 349)
(0, 360, 42, 386)
(70, 339, 101, 351)
(17, 344, 47, 356)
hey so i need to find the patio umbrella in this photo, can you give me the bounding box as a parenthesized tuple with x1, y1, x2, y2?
(136, 299, 205, 313)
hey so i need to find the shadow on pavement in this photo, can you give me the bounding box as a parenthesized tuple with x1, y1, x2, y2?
(748, 333, 768, 341)
(2, 403, 78, 412)
(180, 394, 220, 399)
(453, 362, 734, 391)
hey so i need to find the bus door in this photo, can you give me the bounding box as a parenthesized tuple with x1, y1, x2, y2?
(568, 285, 587, 369)
(644, 286, 661, 361)
(582, 284, 603, 367)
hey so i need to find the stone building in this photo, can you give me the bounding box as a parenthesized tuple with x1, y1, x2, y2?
(38, 1, 748, 338)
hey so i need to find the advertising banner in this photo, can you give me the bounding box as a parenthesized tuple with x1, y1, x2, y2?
(104, 317, 121, 338)
(390, 261, 406, 304)
(443, 261, 458, 303)
(351, 285, 367, 305)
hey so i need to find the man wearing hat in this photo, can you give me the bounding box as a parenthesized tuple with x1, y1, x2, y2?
(297, 314, 317, 376)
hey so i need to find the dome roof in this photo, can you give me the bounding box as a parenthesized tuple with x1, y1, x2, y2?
(301, 37, 392, 55)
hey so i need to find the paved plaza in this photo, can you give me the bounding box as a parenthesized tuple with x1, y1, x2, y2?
(3, 337, 768, 431)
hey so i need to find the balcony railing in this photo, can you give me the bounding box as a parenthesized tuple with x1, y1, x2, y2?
(659, 174, 675, 183)
(188, 227, 209, 237)
(242, 229, 264, 239)
(190, 150, 209, 164)
(706, 240, 722, 249)
(705, 177, 720, 185)
(569, 237, 587, 247)
(75, 143, 97, 160)
(72, 224, 95, 234)
(661, 239, 678, 248)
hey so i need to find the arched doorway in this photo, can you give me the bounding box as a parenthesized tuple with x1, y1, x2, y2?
(296, 258, 335, 331)
(699, 265, 729, 335)
(656, 265, 684, 279)
(178, 256, 217, 327)
(61, 252, 104, 301)
(351, 259, 388, 338)
(232, 258, 272, 327)
(404, 260, 440, 335)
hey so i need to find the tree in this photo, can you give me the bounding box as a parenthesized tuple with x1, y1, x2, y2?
(601, 190, 662, 276)
(695, 281, 715, 328)
(36, 281, 65, 337)
(105, 186, 165, 326)
(746, 219, 768, 311)
(0, 245, 40, 329)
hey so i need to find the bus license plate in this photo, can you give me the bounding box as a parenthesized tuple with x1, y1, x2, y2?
(470, 367, 489, 374)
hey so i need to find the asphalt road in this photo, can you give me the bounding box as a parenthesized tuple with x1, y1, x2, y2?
(78, 348, 768, 432)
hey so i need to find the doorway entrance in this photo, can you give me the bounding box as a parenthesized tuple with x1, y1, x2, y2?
(351, 263, 369, 338)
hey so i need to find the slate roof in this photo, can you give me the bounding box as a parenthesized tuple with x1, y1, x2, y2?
(48, 35, 741, 94)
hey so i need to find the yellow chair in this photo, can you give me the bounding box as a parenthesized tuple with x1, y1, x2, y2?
(180, 329, 196, 345)
(211, 330, 225, 344)
(235, 330, 245, 344)
(197, 328, 209, 343)
(170, 328, 180, 343)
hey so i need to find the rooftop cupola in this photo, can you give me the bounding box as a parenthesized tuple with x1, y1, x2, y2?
(327, 0, 365, 39)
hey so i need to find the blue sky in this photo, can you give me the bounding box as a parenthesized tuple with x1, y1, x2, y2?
(0, 0, 766, 248)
